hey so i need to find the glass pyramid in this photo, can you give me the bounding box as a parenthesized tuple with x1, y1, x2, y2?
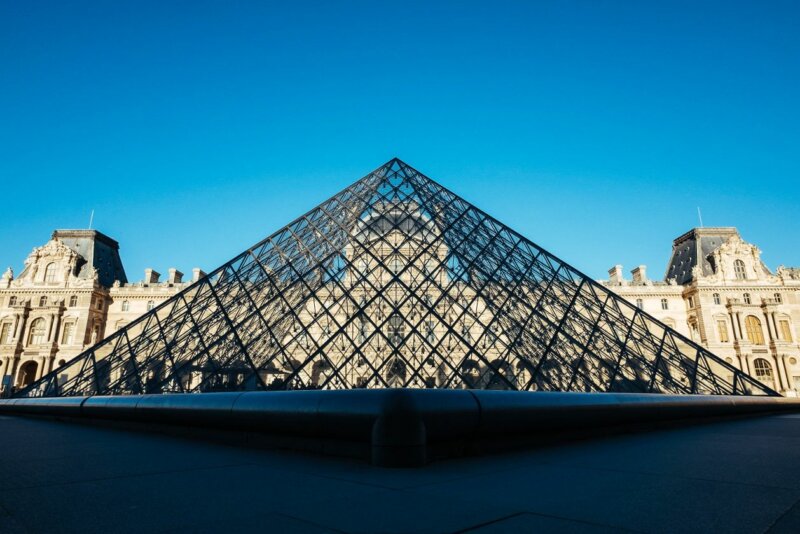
(17, 159, 776, 397)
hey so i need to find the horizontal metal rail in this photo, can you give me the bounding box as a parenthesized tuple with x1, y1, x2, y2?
(1, 390, 799, 467)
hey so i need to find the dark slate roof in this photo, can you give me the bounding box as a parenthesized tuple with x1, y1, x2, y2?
(53, 230, 128, 287)
(665, 227, 749, 284)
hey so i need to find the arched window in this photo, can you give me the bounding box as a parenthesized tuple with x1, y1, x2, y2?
(753, 358, 774, 387)
(61, 322, 75, 345)
(146, 300, 155, 311)
(121, 300, 130, 312)
(745, 315, 765, 345)
(44, 262, 57, 283)
(69, 295, 78, 307)
(27, 318, 46, 345)
(734, 260, 746, 280)
(39, 296, 47, 307)
(743, 293, 751, 305)
(713, 293, 721, 305)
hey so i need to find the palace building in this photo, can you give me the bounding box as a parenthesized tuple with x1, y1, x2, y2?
(600, 227, 800, 396)
(0, 230, 202, 392)
(9, 160, 772, 399)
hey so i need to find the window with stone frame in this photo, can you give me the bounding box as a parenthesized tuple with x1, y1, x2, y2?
(44, 262, 57, 283)
(774, 293, 783, 304)
(753, 358, 774, 386)
(121, 300, 130, 312)
(716, 319, 729, 343)
(0, 322, 12, 344)
(779, 320, 793, 342)
(61, 322, 75, 345)
(69, 295, 78, 307)
(713, 293, 721, 305)
(745, 315, 765, 345)
(743, 293, 751, 305)
(734, 259, 747, 280)
(39, 296, 47, 307)
(27, 318, 46, 345)
(660, 298, 668, 310)
(9, 296, 17, 306)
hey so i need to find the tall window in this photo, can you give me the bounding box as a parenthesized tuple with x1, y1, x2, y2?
(734, 260, 746, 280)
(743, 293, 751, 305)
(753, 358, 774, 387)
(716, 320, 729, 343)
(774, 293, 783, 304)
(780, 320, 793, 342)
(688, 296, 695, 308)
(27, 318, 46, 345)
(389, 256, 404, 275)
(713, 293, 721, 305)
(386, 314, 404, 346)
(356, 319, 368, 344)
(121, 300, 130, 312)
(635, 299, 643, 310)
(146, 300, 155, 311)
(39, 296, 47, 307)
(9, 296, 17, 306)
(61, 322, 75, 345)
(0, 323, 11, 344)
(661, 299, 668, 310)
(69, 295, 78, 307)
(44, 262, 57, 283)
(425, 320, 436, 344)
(745, 315, 765, 345)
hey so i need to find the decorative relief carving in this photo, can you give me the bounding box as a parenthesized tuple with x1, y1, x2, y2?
(11, 238, 81, 288)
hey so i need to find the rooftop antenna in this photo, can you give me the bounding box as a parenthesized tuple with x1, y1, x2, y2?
(88, 209, 94, 230)
(697, 206, 704, 228)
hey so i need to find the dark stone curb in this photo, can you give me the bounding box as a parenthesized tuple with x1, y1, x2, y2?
(1, 390, 799, 467)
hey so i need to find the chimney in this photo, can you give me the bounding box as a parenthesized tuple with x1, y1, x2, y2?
(144, 268, 160, 284)
(631, 265, 648, 285)
(192, 268, 207, 283)
(608, 265, 624, 285)
(168, 268, 183, 284)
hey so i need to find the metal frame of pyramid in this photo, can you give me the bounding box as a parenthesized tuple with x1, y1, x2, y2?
(16, 159, 777, 398)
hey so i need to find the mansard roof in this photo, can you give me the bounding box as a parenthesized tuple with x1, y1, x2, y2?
(665, 227, 770, 284)
(53, 229, 128, 287)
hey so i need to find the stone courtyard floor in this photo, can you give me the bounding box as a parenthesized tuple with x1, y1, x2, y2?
(2, 413, 800, 533)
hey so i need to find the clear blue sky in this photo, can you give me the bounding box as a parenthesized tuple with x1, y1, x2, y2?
(1, 1, 798, 282)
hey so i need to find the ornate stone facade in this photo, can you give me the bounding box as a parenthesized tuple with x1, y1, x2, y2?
(0, 230, 202, 394)
(600, 228, 800, 396)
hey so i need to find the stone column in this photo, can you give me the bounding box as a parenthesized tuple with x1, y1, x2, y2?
(7, 357, 18, 386)
(763, 311, 775, 342)
(35, 357, 46, 381)
(772, 313, 781, 341)
(773, 354, 788, 391)
(736, 313, 745, 341)
(729, 313, 739, 341)
(12, 315, 21, 342)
